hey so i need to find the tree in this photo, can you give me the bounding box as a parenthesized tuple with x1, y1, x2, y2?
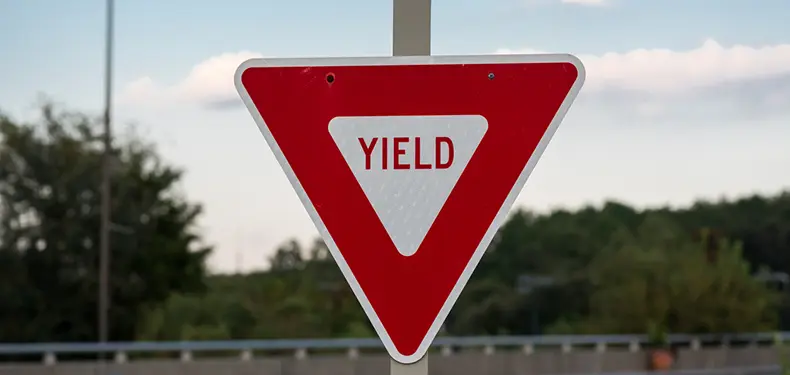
(0, 103, 210, 342)
(137, 238, 376, 341)
(269, 239, 306, 272)
(136, 293, 235, 341)
(446, 279, 521, 335)
(555, 214, 779, 334)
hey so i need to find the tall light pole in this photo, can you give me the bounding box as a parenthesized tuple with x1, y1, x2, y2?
(99, 0, 114, 348)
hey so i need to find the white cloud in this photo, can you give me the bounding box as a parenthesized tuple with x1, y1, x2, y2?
(120, 40, 790, 112)
(497, 39, 790, 94)
(120, 51, 262, 109)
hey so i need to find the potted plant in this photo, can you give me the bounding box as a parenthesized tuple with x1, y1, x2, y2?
(646, 321, 674, 371)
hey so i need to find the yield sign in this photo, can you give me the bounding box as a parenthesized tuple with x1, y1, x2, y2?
(235, 54, 585, 364)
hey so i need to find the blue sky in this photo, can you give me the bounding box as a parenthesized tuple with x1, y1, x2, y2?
(2, 0, 790, 272)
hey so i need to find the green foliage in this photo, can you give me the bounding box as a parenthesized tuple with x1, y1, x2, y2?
(0, 103, 209, 342)
(137, 239, 375, 341)
(139, 197, 788, 341)
(773, 333, 790, 375)
(646, 320, 669, 347)
(557, 214, 778, 335)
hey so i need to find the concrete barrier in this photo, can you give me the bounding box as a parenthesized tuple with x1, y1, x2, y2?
(0, 347, 782, 375)
(675, 348, 780, 370)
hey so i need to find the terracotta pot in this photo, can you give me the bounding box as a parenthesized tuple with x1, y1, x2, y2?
(649, 349, 674, 371)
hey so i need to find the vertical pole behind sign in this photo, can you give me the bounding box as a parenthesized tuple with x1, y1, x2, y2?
(391, 354, 429, 375)
(391, 0, 431, 373)
(392, 0, 431, 56)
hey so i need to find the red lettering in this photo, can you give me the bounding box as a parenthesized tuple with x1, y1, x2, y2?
(360, 136, 452, 171)
(382, 137, 388, 169)
(393, 137, 409, 170)
(358, 137, 378, 170)
(436, 137, 454, 169)
(414, 137, 431, 170)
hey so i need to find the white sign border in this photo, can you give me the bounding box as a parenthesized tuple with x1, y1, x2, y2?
(234, 54, 586, 364)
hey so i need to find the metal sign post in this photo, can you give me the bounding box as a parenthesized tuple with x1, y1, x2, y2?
(392, 1, 431, 373)
(393, 0, 431, 56)
(391, 353, 428, 375)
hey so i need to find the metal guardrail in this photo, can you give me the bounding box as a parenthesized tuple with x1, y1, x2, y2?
(0, 332, 786, 360)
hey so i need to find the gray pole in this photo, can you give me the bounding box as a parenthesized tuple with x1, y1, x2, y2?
(391, 0, 430, 373)
(392, 0, 431, 56)
(99, 0, 114, 350)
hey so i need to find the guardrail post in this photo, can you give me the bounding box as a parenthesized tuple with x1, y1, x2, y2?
(114, 351, 127, 363)
(628, 340, 640, 352)
(295, 348, 308, 360)
(240, 349, 253, 361)
(561, 342, 572, 353)
(483, 345, 495, 355)
(347, 347, 359, 359)
(595, 342, 606, 353)
(690, 338, 701, 351)
(522, 344, 534, 355)
(180, 350, 192, 362)
(43, 352, 57, 365)
(440, 346, 452, 356)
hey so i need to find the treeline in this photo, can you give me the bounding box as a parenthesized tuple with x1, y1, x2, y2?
(1, 103, 788, 345)
(140, 197, 790, 342)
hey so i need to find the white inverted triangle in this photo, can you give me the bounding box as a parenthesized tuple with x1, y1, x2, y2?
(329, 115, 488, 257)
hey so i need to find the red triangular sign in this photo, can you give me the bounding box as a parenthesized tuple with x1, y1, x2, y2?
(235, 55, 585, 364)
